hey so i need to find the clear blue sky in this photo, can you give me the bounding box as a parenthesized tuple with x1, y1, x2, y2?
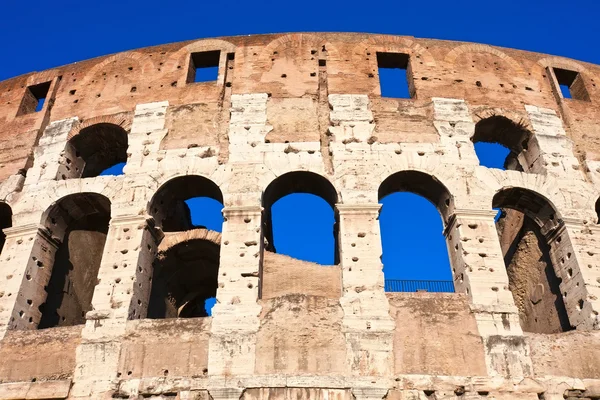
(7, 0, 597, 293)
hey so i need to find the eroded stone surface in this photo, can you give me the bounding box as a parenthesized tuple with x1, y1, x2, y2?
(0, 32, 599, 399)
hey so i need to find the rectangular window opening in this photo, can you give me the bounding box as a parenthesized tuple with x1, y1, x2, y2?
(188, 50, 221, 83)
(553, 67, 589, 101)
(377, 52, 412, 99)
(18, 81, 51, 116)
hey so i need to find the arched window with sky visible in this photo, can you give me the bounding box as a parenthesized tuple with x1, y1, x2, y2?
(378, 171, 454, 293)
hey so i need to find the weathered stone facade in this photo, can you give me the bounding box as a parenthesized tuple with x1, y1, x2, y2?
(0, 33, 599, 399)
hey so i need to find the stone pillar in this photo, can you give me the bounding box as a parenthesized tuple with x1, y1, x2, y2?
(431, 97, 479, 164)
(447, 209, 533, 378)
(207, 205, 262, 376)
(125, 101, 169, 174)
(549, 219, 600, 330)
(0, 223, 57, 337)
(24, 117, 78, 185)
(525, 105, 585, 180)
(337, 203, 394, 377)
(71, 215, 160, 398)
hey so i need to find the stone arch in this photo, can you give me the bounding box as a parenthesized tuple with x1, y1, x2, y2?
(492, 186, 572, 333)
(359, 35, 436, 66)
(262, 170, 339, 264)
(67, 113, 132, 141)
(379, 170, 454, 224)
(444, 43, 524, 73)
(81, 51, 155, 84)
(58, 122, 129, 179)
(19, 192, 112, 329)
(536, 56, 590, 74)
(169, 38, 237, 86)
(147, 228, 221, 318)
(378, 170, 455, 292)
(148, 175, 224, 233)
(471, 114, 535, 171)
(260, 33, 340, 63)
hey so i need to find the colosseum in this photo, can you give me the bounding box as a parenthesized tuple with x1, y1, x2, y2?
(0, 32, 599, 399)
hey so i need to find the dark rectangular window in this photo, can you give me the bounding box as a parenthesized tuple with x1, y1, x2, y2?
(18, 81, 51, 115)
(377, 52, 412, 98)
(188, 50, 220, 83)
(553, 67, 590, 101)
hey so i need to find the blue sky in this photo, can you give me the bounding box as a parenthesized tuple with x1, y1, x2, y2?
(5, 0, 597, 293)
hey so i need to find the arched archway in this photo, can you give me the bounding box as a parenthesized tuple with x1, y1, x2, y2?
(149, 175, 224, 233)
(0, 202, 12, 255)
(147, 230, 221, 319)
(493, 187, 571, 333)
(472, 115, 533, 171)
(58, 123, 128, 179)
(263, 171, 338, 265)
(378, 171, 454, 292)
(38, 193, 111, 329)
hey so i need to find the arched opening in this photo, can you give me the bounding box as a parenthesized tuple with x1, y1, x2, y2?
(148, 176, 223, 317)
(147, 232, 220, 319)
(595, 197, 600, 224)
(472, 115, 533, 171)
(0, 202, 12, 255)
(263, 171, 338, 265)
(38, 193, 111, 329)
(149, 176, 224, 233)
(493, 187, 571, 333)
(378, 171, 454, 292)
(58, 123, 128, 180)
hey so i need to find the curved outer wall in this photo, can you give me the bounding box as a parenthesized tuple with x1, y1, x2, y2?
(0, 33, 599, 399)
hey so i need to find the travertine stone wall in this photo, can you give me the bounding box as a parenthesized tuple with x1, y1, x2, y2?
(0, 33, 599, 399)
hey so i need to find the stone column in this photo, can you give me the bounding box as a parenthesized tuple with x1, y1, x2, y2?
(0, 223, 57, 337)
(337, 203, 394, 377)
(447, 209, 533, 378)
(71, 215, 160, 398)
(23, 117, 78, 185)
(207, 205, 262, 377)
(124, 101, 169, 174)
(549, 219, 600, 330)
(525, 105, 585, 181)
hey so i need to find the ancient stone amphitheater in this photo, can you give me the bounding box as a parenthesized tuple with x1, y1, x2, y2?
(0, 32, 599, 400)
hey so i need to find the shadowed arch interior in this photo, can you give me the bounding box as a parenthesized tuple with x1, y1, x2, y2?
(493, 187, 571, 333)
(61, 123, 129, 179)
(262, 171, 338, 264)
(149, 175, 224, 232)
(148, 235, 220, 318)
(472, 115, 533, 171)
(378, 170, 454, 292)
(0, 202, 12, 255)
(38, 193, 111, 329)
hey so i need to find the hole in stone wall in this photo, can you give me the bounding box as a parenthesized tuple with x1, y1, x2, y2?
(149, 175, 224, 233)
(147, 238, 220, 318)
(0, 202, 12, 255)
(379, 171, 454, 293)
(263, 171, 338, 265)
(38, 193, 111, 329)
(17, 81, 51, 116)
(61, 123, 129, 179)
(552, 67, 589, 101)
(472, 115, 532, 171)
(493, 188, 572, 333)
(376, 52, 412, 99)
(188, 50, 220, 83)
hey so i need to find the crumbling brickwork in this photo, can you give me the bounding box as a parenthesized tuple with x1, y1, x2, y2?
(0, 33, 599, 400)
